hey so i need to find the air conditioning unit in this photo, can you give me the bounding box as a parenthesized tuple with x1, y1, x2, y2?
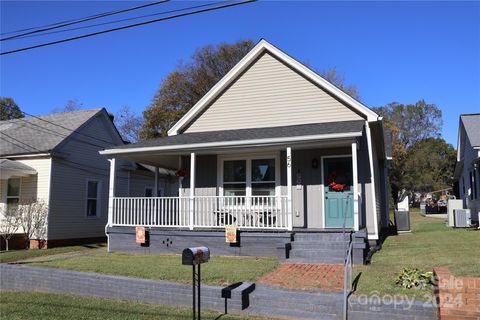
(453, 209, 471, 228)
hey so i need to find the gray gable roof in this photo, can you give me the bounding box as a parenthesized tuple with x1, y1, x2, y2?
(0, 158, 36, 172)
(111, 120, 365, 151)
(0, 109, 103, 157)
(461, 114, 480, 147)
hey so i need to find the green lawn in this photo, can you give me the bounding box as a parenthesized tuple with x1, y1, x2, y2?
(26, 252, 279, 286)
(0, 243, 106, 263)
(353, 210, 480, 300)
(0, 291, 274, 320)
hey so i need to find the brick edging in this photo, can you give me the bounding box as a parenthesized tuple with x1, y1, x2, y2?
(433, 267, 480, 319)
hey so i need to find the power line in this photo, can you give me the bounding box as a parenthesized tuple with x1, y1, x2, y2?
(0, 6, 135, 36)
(0, 0, 170, 41)
(8, 1, 227, 41)
(0, 0, 256, 55)
(0, 131, 42, 152)
(14, 116, 110, 150)
(17, 109, 118, 147)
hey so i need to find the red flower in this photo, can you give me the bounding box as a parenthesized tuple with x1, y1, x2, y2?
(176, 169, 187, 177)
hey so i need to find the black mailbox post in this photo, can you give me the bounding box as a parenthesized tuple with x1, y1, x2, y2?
(182, 247, 210, 320)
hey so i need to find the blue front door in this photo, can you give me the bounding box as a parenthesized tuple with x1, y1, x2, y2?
(324, 157, 354, 228)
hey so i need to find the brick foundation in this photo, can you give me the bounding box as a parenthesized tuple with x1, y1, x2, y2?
(434, 267, 480, 319)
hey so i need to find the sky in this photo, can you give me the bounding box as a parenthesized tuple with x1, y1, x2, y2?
(1, 1, 479, 146)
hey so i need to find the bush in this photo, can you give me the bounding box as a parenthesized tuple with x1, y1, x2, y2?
(395, 268, 433, 289)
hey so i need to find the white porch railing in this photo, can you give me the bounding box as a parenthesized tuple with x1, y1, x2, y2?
(111, 196, 289, 230)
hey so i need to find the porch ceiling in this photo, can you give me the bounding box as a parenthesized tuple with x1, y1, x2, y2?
(101, 121, 364, 167)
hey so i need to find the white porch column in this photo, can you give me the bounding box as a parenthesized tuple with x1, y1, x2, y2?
(189, 152, 196, 230)
(154, 166, 159, 197)
(352, 142, 359, 231)
(107, 158, 116, 227)
(286, 147, 293, 231)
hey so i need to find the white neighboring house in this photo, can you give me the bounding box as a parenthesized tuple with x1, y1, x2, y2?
(0, 108, 176, 248)
(454, 113, 480, 225)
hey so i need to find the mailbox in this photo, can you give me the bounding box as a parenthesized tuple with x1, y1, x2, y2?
(182, 247, 210, 265)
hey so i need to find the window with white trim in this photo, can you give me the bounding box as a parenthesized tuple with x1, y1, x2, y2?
(86, 180, 100, 217)
(7, 178, 20, 207)
(222, 157, 277, 199)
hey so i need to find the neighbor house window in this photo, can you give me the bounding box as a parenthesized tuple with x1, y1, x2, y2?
(7, 178, 20, 208)
(222, 157, 277, 199)
(86, 180, 100, 217)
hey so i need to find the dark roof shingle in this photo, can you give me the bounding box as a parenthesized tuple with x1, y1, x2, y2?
(112, 120, 365, 151)
(0, 109, 102, 156)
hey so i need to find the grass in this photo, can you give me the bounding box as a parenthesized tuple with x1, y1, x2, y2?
(0, 243, 106, 263)
(25, 252, 279, 286)
(353, 210, 480, 300)
(0, 291, 275, 320)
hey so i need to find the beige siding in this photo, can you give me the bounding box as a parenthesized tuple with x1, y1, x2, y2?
(0, 157, 51, 234)
(48, 113, 124, 240)
(184, 52, 364, 133)
(0, 158, 51, 206)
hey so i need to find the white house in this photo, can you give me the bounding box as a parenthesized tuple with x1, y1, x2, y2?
(0, 108, 176, 248)
(100, 40, 392, 264)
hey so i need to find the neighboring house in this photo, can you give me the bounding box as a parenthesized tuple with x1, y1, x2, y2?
(100, 40, 391, 264)
(453, 113, 480, 225)
(0, 108, 176, 248)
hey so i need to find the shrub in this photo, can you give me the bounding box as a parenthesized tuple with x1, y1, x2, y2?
(395, 268, 433, 289)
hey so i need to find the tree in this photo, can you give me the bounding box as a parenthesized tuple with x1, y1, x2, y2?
(0, 206, 21, 251)
(0, 97, 24, 120)
(17, 199, 48, 249)
(317, 67, 359, 99)
(52, 99, 84, 113)
(374, 100, 444, 203)
(141, 40, 256, 139)
(114, 106, 144, 142)
(403, 138, 456, 193)
(375, 100, 443, 149)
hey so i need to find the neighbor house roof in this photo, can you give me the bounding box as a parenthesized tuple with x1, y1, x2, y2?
(168, 39, 379, 136)
(101, 120, 365, 156)
(460, 114, 480, 147)
(0, 109, 103, 157)
(0, 159, 36, 174)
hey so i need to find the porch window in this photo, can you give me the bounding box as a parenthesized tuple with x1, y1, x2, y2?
(223, 160, 246, 197)
(86, 180, 100, 217)
(222, 157, 277, 198)
(7, 178, 20, 208)
(251, 159, 276, 196)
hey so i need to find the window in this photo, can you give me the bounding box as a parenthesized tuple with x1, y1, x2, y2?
(86, 180, 100, 217)
(222, 156, 277, 199)
(223, 160, 246, 197)
(472, 169, 478, 200)
(251, 159, 276, 196)
(7, 178, 20, 208)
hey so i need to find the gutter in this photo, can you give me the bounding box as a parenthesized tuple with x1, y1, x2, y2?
(100, 132, 362, 156)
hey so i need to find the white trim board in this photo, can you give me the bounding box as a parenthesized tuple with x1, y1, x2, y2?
(168, 39, 379, 136)
(100, 132, 362, 156)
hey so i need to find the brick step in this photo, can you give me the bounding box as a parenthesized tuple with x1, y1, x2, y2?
(291, 241, 351, 250)
(293, 234, 352, 242)
(290, 248, 347, 257)
(287, 256, 345, 264)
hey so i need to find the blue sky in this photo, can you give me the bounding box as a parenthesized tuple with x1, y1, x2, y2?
(1, 1, 479, 146)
